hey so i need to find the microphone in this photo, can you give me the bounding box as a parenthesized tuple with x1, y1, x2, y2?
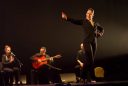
(11, 52, 15, 56)
(10, 52, 23, 66)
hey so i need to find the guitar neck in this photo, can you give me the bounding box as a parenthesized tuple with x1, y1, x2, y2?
(42, 55, 61, 62)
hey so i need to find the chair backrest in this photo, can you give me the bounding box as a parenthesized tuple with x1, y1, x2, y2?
(94, 67, 104, 78)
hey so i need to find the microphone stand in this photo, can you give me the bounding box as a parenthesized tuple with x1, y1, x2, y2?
(11, 52, 23, 84)
(14, 56, 23, 69)
(11, 52, 23, 70)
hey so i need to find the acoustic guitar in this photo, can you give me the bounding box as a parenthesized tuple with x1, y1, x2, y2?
(32, 54, 61, 69)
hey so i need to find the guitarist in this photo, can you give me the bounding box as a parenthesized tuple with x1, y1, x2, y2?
(31, 47, 54, 84)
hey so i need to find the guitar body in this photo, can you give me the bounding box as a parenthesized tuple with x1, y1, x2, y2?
(32, 54, 61, 69)
(32, 56, 48, 69)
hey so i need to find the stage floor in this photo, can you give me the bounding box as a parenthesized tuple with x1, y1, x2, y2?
(11, 80, 128, 86)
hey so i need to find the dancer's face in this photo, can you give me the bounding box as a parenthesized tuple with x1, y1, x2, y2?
(86, 9, 94, 21)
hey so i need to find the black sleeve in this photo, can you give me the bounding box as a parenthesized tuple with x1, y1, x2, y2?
(76, 51, 79, 60)
(67, 17, 83, 25)
(97, 26, 104, 33)
(96, 23, 104, 32)
(76, 50, 82, 60)
(76, 50, 87, 64)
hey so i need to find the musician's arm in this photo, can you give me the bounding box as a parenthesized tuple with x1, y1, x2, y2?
(10, 55, 14, 63)
(49, 57, 54, 61)
(30, 53, 40, 60)
(2, 55, 9, 64)
(30, 55, 35, 60)
(46, 55, 54, 62)
(77, 59, 83, 68)
(76, 51, 84, 68)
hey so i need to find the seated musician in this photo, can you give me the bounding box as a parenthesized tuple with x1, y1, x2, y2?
(31, 47, 61, 84)
(1, 45, 20, 85)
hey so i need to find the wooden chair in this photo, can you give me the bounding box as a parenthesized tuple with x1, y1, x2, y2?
(94, 67, 105, 81)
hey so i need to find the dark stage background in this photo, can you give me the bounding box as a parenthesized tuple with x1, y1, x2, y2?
(0, 0, 128, 83)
